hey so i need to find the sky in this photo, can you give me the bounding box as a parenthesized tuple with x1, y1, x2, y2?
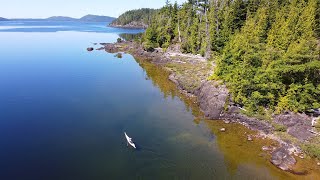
(0, 0, 186, 19)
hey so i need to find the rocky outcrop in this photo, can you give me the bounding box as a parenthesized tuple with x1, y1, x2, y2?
(274, 112, 315, 141)
(103, 43, 121, 53)
(87, 47, 94, 51)
(109, 21, 148, 29)
(271, 146, 297, 171)
(195, 81, 229, 119)
(222, 111, 274, 134)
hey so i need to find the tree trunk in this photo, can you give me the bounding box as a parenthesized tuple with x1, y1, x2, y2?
(205, 8, 211, 59)
(178, 18, 182, 43)
(215, 0, 219, 34)
(204, 1, 211, 59)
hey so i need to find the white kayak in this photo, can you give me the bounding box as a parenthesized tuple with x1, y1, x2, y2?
(124, 132, 136, 149)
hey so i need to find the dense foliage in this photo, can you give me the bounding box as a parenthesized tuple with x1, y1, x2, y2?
(143, 0, 320, 114)
(110, 8, 157, 26)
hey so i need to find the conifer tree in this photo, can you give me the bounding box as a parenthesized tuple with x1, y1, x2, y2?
(139, 0, 320, 113)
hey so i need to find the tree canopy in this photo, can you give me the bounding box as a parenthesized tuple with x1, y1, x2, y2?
(110, 8, 157, 27)
(142, 0, 320, 114)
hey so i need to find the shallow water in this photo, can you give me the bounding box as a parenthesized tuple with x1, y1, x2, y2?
(0, 21, 318, 179)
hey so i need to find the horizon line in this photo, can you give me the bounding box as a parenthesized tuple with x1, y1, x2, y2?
(1, 14, 118, 19)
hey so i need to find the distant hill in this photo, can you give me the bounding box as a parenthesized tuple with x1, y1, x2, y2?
(10, 18, 44, 21)
(46, 16, 78, 21)
(0, 17, 8, 21)
(110, 8, 157, 29)
(79, 15, 115, 22)
(4, 15, 115, 22)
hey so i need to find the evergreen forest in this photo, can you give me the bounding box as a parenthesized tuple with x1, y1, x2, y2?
(142, 0, 320, 114)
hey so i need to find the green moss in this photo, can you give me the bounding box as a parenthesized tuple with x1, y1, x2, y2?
(164, 61, 212, 93)
(273, 124, 287, 132)
(302, 143, 320, 159)
(240, 108, 272, 122)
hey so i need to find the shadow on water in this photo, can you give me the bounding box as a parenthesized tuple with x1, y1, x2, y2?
(135, 58, 202, 120)
(119, 33, 143, 42)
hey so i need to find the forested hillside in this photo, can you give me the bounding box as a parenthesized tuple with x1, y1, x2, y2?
(143, 0, 320, 114)
(79, 15, 115, 22)
(110, 8, 157, 28)
(0, 17, 8, 21)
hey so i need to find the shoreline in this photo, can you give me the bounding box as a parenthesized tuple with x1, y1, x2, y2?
(108, 23, 148, 30)
(90, 41, 320, 173)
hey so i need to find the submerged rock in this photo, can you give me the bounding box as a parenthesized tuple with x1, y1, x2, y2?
(262, 146, 273, 151)
(115, 53, 123, 59)
(271, 147, 297, 171)
(220, 128, 226, 132)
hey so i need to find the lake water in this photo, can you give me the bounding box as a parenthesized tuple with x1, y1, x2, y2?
(0, 21, 313, 179)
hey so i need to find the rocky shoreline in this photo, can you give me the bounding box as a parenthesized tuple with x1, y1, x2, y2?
(108, 21, 148, 29)
(88, 41, 320, 173)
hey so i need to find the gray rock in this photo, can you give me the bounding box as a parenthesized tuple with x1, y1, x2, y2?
(87, 47, 94, 51)
(224, 112, 273, 134)
(274, 112, 311, 127)
(262, 146, 272, 151)
(271, 147, 297, 171)
(104, 43, 120, 53)
(227, 106, 240, 114)
(224, 120, 230, 124)
(195, 81, 229, 119)
(274, 112, 314, 141)
(288, 125, 314, 141)
(168, 74, 179, 86)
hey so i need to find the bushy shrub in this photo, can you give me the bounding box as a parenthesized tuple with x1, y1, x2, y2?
(302, 144, 320, 159)
(142, 42, 155, 52)
(274, 124, 287, 132)
(117, 38, 122, 43)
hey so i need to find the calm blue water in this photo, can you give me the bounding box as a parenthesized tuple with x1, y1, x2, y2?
(0, 21, 144, 33)
(0, 21, 286, 180)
